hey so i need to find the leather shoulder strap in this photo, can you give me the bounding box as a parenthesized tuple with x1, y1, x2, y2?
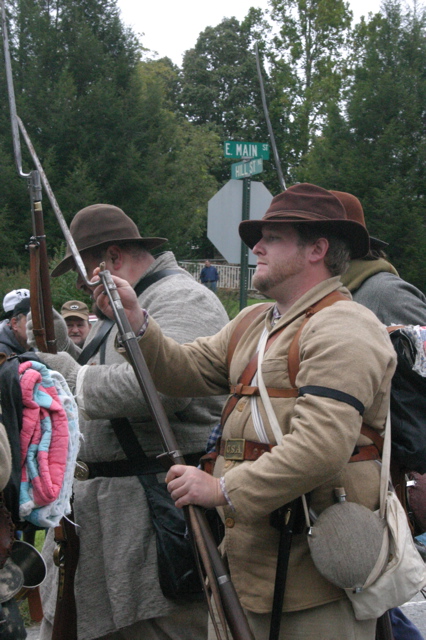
(133, 268, 181, 296)
(387, 325, 404, 333)
(227, 303, 273, 367)
(288, 291, 349, 387)
(77, 319, 114, 365)
(221, 290, 349, 427)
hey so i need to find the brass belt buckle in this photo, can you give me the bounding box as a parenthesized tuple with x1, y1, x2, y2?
(74, 460, 90, 481)
(224, 438, 245, 461)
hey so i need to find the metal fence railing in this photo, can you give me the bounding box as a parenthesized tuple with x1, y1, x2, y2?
(179, 262, 257, 291)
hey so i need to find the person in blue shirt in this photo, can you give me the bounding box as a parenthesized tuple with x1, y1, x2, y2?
(200, 260, 219, 292)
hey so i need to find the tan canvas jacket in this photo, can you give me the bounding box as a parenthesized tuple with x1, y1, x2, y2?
(132, 276, 396, 614)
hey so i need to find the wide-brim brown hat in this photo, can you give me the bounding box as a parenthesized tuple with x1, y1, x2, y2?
(52, 204, 168, 277)
(330, 190, 388, 250)
(239, 183, 370, 259)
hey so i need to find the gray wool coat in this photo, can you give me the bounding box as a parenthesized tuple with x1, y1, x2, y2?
(351, 271, 426, 326)
(342, 258, 426, 326)
(40, 252, 229, 640)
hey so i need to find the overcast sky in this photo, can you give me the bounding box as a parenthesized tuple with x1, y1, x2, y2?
(116, 0, 384, 65)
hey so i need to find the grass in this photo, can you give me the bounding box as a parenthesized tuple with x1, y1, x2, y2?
(217, 289, 273, 319)
(18, 529, 46, 627)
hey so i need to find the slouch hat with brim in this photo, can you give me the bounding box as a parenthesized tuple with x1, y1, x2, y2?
(52, 204, 167, 277)
(239, 183, 370, 259)
(330, 190, 388, 250)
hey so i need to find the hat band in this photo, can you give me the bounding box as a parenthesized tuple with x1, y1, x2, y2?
(263, 210, 347, 223)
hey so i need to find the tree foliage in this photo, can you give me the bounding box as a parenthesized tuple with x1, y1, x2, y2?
(0, 0, 221, 282)
(0, 0, 425, 295)
(300, 0, 426, 288)
(269, 0, 352, 166)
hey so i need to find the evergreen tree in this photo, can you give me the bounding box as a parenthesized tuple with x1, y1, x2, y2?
(301, 0, 426, 288)
(0, 0, 220, 268)
(134, 59, 221, 258)
(269, 0, 353, 170)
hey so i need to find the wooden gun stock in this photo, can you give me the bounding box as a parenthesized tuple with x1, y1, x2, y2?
(52, 514, 79, 640)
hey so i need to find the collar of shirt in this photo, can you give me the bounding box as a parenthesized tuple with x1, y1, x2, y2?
(271, 304, 281, 327)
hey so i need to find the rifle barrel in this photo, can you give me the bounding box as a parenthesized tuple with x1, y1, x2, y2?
(1, 0, 28, 178)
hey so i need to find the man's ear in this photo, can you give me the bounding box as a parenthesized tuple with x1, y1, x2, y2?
(309, 237, 329, 264)
(105, 245, 124, 271)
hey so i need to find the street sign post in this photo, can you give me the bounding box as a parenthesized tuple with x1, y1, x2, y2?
(215, 140, 271, 309)
(224, 141, 269, 160)
(239, 178, 251, 309)
(231, 158, 263, 180)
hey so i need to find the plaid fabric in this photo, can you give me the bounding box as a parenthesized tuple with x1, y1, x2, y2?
(206, 422, 222, 453)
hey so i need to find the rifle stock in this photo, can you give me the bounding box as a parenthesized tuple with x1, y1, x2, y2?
(51, 515, 79, 640)
(28, 177, 57, 354)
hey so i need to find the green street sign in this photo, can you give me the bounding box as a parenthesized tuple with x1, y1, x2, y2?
(231, 158, 263, 180)
(224, 141, 270, 160)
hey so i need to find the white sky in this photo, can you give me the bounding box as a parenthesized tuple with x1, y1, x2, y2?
(116, 0, 383, 65)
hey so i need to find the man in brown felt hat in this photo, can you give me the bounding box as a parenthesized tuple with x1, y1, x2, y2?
(331, 190, 426, 640)
(95, 184, 398, 639)
(31, 204, 229, 640)
(331, 190, 426, 326)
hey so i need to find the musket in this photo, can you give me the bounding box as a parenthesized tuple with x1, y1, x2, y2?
(1, 3, 80, 638)
(1, 1, 56, 352)
(99, 267, 255, 640)
(1, 5, 255, 638)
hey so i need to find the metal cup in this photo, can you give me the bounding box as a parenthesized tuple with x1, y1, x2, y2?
(0, 557, 24, 603)
(10, 540, 46, 600)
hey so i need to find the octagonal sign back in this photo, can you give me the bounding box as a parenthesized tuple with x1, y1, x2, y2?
(207, 180, 273, 265)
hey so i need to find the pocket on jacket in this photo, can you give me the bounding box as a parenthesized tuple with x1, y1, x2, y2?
(260, 357, 288, 386)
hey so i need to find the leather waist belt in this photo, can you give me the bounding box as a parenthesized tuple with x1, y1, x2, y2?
(219, 438, 272, 461)
(349, 444, 381, 463)
(219, 438, 380, 464)
(74, 451, 204, 481)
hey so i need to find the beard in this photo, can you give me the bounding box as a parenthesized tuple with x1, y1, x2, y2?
(252, 249, 306, 295)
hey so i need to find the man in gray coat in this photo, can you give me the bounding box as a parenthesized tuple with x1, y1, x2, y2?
(332, 190, 426, 326)
(332, 190, 426, 640)
(36, 204, 229, 640)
